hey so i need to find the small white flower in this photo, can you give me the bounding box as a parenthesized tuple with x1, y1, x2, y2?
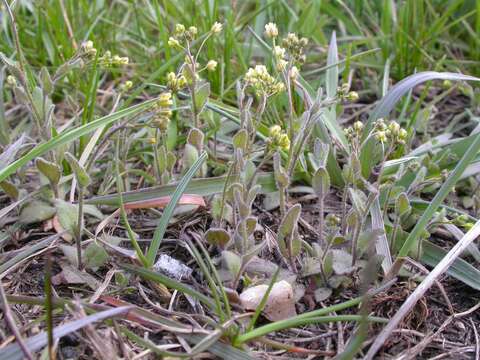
(276, 59, 288, 71)
(264, 22, 278, 38)
(6, 75, 16, 86)
(289, 66, 299, 79)
(206, 60, 218, 71)
(273, 46, 286, 59)
(83, 40, 94, 50)
(211, 22, 223, 34)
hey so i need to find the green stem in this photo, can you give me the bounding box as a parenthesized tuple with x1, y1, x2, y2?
(76, 186, 84, 270)
(235, 315, 386, 346)
(279, 186, 286, 217)
(153, 129, 161, 183)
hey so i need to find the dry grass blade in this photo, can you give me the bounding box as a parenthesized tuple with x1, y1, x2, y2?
(370, 197, 393, 274)
(0, 281, 34, 360)
(365, 220, 480, 359)
(0, 233, 60, 279)
(0, 306, 133, 360)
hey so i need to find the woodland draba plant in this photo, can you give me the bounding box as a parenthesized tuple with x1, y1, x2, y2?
(0, 34, 137, 267)
(201, 24, 367, 288)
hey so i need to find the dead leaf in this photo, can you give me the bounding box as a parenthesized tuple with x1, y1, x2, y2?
(53, 215, 73, 242)
(240, 280, 297, 321)
(51, 262, 100, 290)
(123, 194, 205, 209)
(314, 287, 332, 302)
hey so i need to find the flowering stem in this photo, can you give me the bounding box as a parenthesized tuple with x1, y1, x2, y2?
(153, 129, 161, 183)
(75, 186, 84, 270)
(279, 185, 286, 217)
(185, 43, 199, 128)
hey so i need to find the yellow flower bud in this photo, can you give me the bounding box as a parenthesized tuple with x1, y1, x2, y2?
(273, 46, 286, 59)
(375, 131, 387, 143)
(83, 40, 94, 50)
(175, 24, 186, 35)
(157, 91, 173, 107)
(353, 121, 363, 132)
(167, 72, 176, 82)
(6, 75, 16, 86)
(388, 121, 400, 135)
(347, 91, 359, 102)
(168, 37, 180, 48)
(274, 82, 286, 93)
(269, 125, 282, 137)
(206, 60, 218, 71)
(278, 133, 290, 150)
(177, 76, 187, 88)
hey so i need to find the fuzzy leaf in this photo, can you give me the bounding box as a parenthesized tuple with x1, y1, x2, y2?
(84, 242, 109, 270)
(65, 152, 90, 188)
(36, 157, 61, 185)
(205, 228, 231, 248)
(331, 249, 355, 275)
(187, 128, 204, 151)
(40, 67, 53, 94)
(55, 200, 78, 235)
(395, 192, 411, 217)
(0, 180, 18, 200)
(222, 250, 242, 279)
(194, 82, 210, 114)
(19, 201, 56, 224)
(348, 188, 367, 215)
(183, 143, 199, 171)
(312, 167, 330, 199)
(233, 129, 248, 151)
(278, 204, 302, 239)
(313, 139, 330, 169)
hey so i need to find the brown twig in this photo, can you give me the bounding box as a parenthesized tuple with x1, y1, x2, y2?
(58, 0, 78, 50)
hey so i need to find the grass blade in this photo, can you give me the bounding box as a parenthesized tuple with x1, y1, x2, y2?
(85, 172, 277, 206)
(145, 151, 207, 266)
(323, 31, 349, 151)
(422, 241, 480, 291)
(0, 234, 60, 279)
(0, 99, 156, 183)
(326, 31, 338, 99)
(370, 197, 393, 274)
(235, 315, 387, 345)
